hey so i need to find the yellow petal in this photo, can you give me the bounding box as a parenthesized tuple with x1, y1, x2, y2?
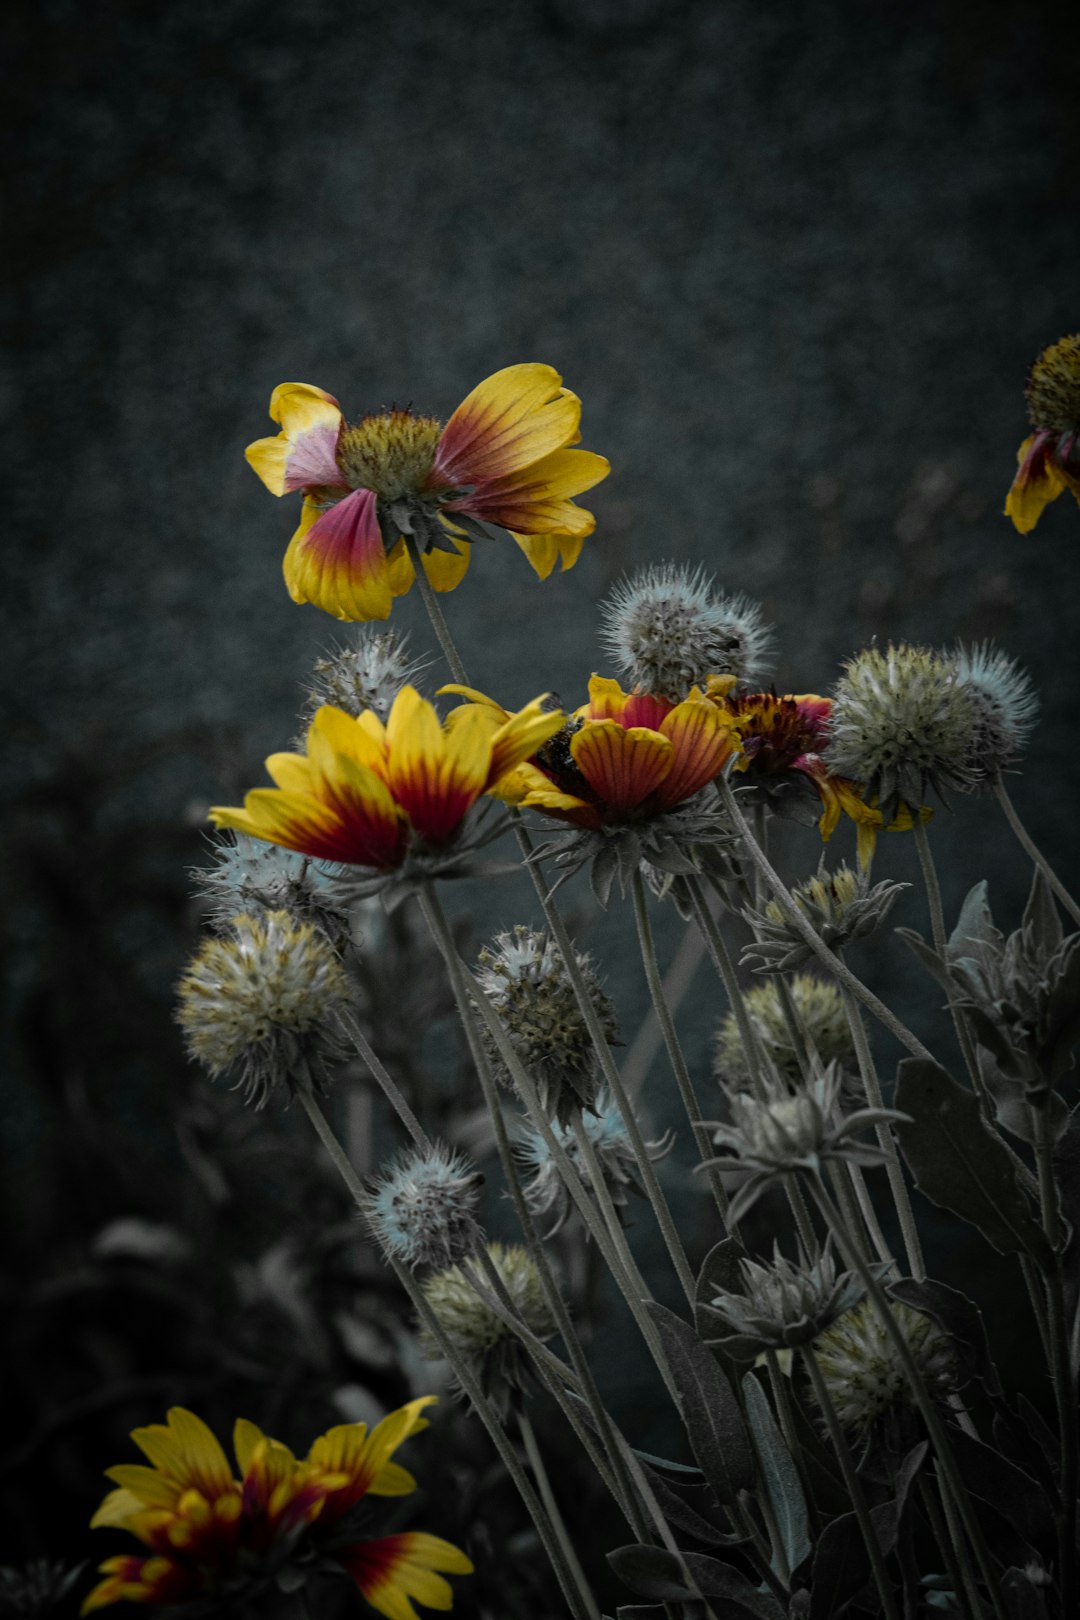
(487, 697, 566, 786)
(265, 752, 315, 793)
(130, 1408, 234, 1500)
(571, 721, 673, 811)
(434, 363, 582, 485)
(1004, 434, 1067, 534)
(245, 434, 291, 497)
(284, 490, 394, 622)
(268, 381, 342, 437)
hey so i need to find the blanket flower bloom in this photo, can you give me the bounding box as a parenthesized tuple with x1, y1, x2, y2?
(245, 365, 610, 620)
(1004, 332, 1080, 534)
(208, 685, 565, 872)
(83, 1400, 473, 1619)
(444, 675, 739, 831)
(716, 689, 884, 867)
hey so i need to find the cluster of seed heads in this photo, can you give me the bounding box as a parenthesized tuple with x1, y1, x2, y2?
(175, 911, 352, 1107)
(367, 1144, 483, 1270)
(599, 563, 773, 699)
(810, 1299, 956, 1436)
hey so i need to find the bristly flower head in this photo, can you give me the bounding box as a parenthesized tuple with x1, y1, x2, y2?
(1005, 333, 1080, 534)
(176, 911, 352, 1106)
(367, 1144, 483, 1270)
(599, 564, 773, 700)
(704, 1243, 870, 1361)
(948, 642, 1038, 788)
(714, 974, 856, 1090)
(703, 1067, 902, 1222)
(824, 643, 977, 821)
(742, 861, 909, 972)
(516, 1089, 674, 1235)
(244, 366, 609, 622)
(193, 831, 352, 944)
(810, 1299, 956, 1437)
(419, 1243, 555, 1410)
(475, 927, 618, 1122)
(302, 626, 429, 726)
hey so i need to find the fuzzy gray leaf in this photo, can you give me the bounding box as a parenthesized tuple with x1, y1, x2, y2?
(645, 1303, 754, 1503)
(743, 1371, 810, 1574)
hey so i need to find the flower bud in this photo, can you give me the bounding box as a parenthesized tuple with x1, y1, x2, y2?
(949, 642, 1038, 788)
(193, 832, 352, 944)
(367, 1144, 483, 1270)
(715, 975, 855, 1089)
(742, 863, 908, 972)
(517, 1089, 673, 1234)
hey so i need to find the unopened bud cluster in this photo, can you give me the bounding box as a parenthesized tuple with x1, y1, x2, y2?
(599, 562, 773, 699)
(367, 1144, 483, 1270)
(475, 927, 618, 1121)
(175, 910, 352, 1106)
(707, 1245, 868, 1360)
(743, 864, 908, 972)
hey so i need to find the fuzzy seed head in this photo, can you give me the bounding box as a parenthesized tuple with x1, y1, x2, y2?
(517, 1089, 673, 1234)
(475, 927, 618, 1121)
(176, 911, 352, 1106)
(302, 627, 428, 726)
(811, 1299, 956, 1435)
(949, 642, 1038, 787)
(367, 1144, 482, 1270)
(599, 563, 773, 700)
(715, 975, 854, 1089)
(337, 410, 443, 502)
(419, 1242, 555, 1403)
(193, 832, 352, 943)
(1025, 333, 1080, 433)
(825, 643, 977, 818)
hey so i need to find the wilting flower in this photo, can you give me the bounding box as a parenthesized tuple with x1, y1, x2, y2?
(704, 1243, 869, 1361)
(1004, 333, 1080, 534)
(517, 1089, 674, 1234)
(83, 1401, 472, 1618)
(193, 832, 353, 944)
(714, 974, 856, 1091)
(598, 563, 773, 699)
(948, 642, 1038, 789)
(176, 911, 353, 1106)
(245, 366, 609, 620)
(420, 1243, 555, 1409)
(824, 644, 975, 822)
(302, 626, 429, 726)
(474, 926, 618, 1121)
(367, 1144, 484, 1270)
(209, 686, 564, 891)
(810, 1299, 956, 1437)
(703, 1068, 902, 1222)
(716, 690, 884, 866)
(742, 862, 909, 972)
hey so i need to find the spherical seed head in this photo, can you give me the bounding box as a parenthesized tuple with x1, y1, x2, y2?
(419, 1242, 555, 1403)
(949, 642, 1038, 787)
(193, 832, 352, 943)
(175, 911, 352, 1106)
(1025, 333, 1080, 433)
(475, 927, 619, 1121)
(336, 409, 443, 502)
(811, 1299, 956, 1436)
(825, 643, 977, 818)
(715, 974, 854, 1088)
(302, 627, 428, 726)
(368, 1144, 482, 1270)
(599, 563, 773, 700)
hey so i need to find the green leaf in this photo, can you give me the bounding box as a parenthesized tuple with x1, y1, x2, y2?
(889, 1277, 1002, 1397)
(894, 1058, 1051, 1265)
(896, 927, 954, 994)
(608, 1546, 783, 1617)
(645, 1303, 754, 1503)
(1022, 866, 1063, 963)
(694, 1236, 748, 1341)
(743, 1372, 810, 1575)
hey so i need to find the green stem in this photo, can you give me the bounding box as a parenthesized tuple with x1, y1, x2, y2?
(994, 774, 1080, 929)
(807, 1176, 1007, 1620)
(714, 775, 937, 1063)
(630, 868, 730, 1218)
(837, 976, 925, 1280)
(621, 920, 706, 1099)
(337, 1008, 431, 1152)
(515, 822, 698, 1306)
(911, 818, 987, 1104)
(402, 531, 470, 685)
(293, 1086, 592, 1620)
(519, 1410, 600, 1620)
(1035, 1107, 1077, 1618)
(802, 1347, 902, 1620)
(685, 875, 772, 1103)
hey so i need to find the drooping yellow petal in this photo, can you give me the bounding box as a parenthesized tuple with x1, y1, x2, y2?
(571, 722, 673, 811)
(246, 384, 344, 496)
(1005, 434, 1067, 534)
(284, 488, 395, 622)
(433, 364, 582, 486)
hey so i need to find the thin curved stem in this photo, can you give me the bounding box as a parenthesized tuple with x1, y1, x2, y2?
(994, 773, 1080, 929)
(519, 1410, 600, 1620)
(911, 818, 986, 1104)
(337, 1009, 431, 1151)
(402, 531, 470, 685)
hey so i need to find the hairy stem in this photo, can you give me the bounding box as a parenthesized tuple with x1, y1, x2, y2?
(994, 773, 1080, 929)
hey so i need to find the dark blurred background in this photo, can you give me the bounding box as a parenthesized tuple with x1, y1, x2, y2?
(3, 0, 1079, 1611)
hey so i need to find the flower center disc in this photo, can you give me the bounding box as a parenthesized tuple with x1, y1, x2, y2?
(337, 410, 443, 501)
(1026, 334, 1080, 433)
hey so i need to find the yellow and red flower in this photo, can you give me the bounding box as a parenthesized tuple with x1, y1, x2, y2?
(246, 365, 609, 620)
(1004, 333, 1080, 534)
(209, 685, 565, 869)
(444, 675, 739, 831)
(82, 1399, 473, 1620)
(718, 690, 883, 866)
